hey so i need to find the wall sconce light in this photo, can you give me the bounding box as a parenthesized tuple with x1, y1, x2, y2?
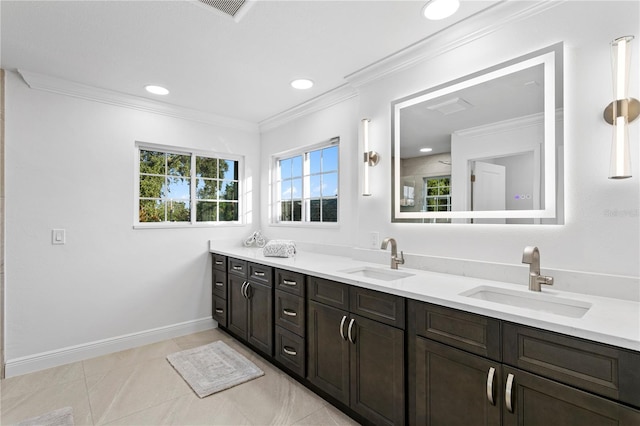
(361, 118, 379, 196)
(604, 35, 639, 179)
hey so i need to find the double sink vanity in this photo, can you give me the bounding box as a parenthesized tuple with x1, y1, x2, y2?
(209, 241, 640, 425)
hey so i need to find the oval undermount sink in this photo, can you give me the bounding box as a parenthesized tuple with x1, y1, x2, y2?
(460, 286, 592, 318)
(339, 266, 415, 281)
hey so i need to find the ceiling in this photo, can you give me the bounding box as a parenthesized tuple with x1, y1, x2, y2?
(0, 0, 501, 125)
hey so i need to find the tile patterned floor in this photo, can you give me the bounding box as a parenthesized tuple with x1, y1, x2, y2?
(0, 329, 361, 425)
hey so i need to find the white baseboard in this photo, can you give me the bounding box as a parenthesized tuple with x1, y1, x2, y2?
(5, 317, 216, 378)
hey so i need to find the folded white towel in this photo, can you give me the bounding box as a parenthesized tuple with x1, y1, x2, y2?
(263, 240, 296, 258)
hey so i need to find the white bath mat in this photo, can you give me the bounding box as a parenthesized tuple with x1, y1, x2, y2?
(167, 340, 264, 398)
(16, 407, 74, 426)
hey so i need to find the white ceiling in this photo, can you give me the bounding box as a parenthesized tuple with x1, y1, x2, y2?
(0, 0, 500, 124)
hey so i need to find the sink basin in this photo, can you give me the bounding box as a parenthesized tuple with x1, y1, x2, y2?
(460, 286, 592, 318)
(339, 266, 415, 281)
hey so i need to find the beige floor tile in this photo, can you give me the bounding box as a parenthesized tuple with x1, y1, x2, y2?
(82, 339, 182, 377)
(224, 367, 326, 426)
(85, 357, 192, 425)
(102, 392, 252, 426)
(1, 361, 85, 400)
(172, 327, 233, 350)
(1, 378, 94, 426)
(292, 405, 362, 426)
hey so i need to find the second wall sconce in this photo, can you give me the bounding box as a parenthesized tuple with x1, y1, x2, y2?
(604, 35, 639, 179)
(361, 118, 380, 196)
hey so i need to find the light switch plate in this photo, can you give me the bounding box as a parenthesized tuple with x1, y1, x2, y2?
(52, 229, 66, 245)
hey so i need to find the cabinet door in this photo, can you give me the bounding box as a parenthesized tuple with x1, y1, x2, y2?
(350, 314, 405, 426)
(502, 366, 640, 426)
(307, 300, 350, 405)
(415, 337, 501, 426)
(246, 280, 273, 356)
(227, 275, 248, 338)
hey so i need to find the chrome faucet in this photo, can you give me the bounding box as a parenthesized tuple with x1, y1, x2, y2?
(381, 237, 405, 270)
(522, 246, 554, 292)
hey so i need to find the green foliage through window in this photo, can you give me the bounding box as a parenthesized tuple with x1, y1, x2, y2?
(423, 176, 451, 213)
(138, 148, 239, 224)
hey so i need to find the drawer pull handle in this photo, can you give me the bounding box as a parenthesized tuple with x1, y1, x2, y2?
(282, 279, 297, 286)
(283, 346, 297, 356)
(215, 308, 224, 314)
(347, 318, 356, 344)
(254, 271, 265, 277)
(215, 260, 223, 265)
(233, 265, 243, 271)
(486, 367, 496, 405)
(283, 309, 297, 317)
(505, 373, 515, 413)
(340, 315, 347, 340)
(215, 282, 224, 287)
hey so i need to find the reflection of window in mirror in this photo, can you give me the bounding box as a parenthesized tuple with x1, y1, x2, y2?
(424, 176, 451, 212)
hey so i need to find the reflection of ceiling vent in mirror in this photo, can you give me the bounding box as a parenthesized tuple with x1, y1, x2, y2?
(195, 0, 253, 22)
(427, 97, 473, 115)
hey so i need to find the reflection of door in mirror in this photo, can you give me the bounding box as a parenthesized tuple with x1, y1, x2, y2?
(471, 161, 506, 224)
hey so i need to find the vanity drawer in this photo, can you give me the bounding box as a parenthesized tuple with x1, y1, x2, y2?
(212, 253, 227, 272)
(228, 258, 247, 277)
(350, 286, 405, 329)
(249, 262, 273, 286)
(503, 322, 640, 408)
(212, 269, 227, 299)
(307, 277, 349, 310)
(275, 269, 306, 297)
(274, 325, 305, 378)
(275, 290, 305, 336)
(410, 300, 501, 361)
(212, 295, 227, 327)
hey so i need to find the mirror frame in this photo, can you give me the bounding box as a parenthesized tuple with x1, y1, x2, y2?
(391, 43, 563, 223)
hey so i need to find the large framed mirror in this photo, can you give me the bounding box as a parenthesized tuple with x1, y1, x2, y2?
(392, 43, 563, 224)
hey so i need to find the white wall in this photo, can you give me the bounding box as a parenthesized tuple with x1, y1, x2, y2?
(262, 1, 640, 279)
(5, 71, 260, 372)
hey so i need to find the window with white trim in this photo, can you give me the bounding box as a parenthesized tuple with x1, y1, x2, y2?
(136, 144, 240, 225)
(275, 140, 339, 223)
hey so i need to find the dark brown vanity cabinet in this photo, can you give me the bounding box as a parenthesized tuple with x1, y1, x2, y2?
(409, 300, 640, 426)
(226, 257, 274, 356)
(274, 269, 306, 377)
(211, 253, 227, 327)
(307, 277, 405, 426)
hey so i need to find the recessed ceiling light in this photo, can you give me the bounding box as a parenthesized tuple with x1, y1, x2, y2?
(422, 0, 460, 20)
(420, 147, 433, 153)
(145, 85, 170, 95)
(291, 79, 314, 90)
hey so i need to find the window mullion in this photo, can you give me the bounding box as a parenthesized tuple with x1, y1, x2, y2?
(190, 154, 197, 224)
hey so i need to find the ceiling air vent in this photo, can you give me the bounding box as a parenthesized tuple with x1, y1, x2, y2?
(196, 0, 251, 21)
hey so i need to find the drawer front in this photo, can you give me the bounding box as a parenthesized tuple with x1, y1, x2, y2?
(248, 262, 273, 286)
(212, 295, 227, 328)
(307, 276, 349, 310)
(275, 290, 305, 336)
(410, 300, 501, 361)
(228, 258, 247, 277)
(503, 322, 640, 408)
(274, 326, 306, 378)
(212, 253, 227, 272)
(350, 286, 405, 329)
(275, 269, 306, 297)
(212, 269, 227, 299)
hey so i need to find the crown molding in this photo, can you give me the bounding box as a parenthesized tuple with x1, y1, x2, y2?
(345, 0, 566, 88)
(17, 70, 259, 133)
(258, 83, 357, 133)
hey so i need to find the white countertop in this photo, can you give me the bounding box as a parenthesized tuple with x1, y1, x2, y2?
(209, 241, 640, 352)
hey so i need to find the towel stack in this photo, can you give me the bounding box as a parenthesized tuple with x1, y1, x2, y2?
(262, 240, 296, 258)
